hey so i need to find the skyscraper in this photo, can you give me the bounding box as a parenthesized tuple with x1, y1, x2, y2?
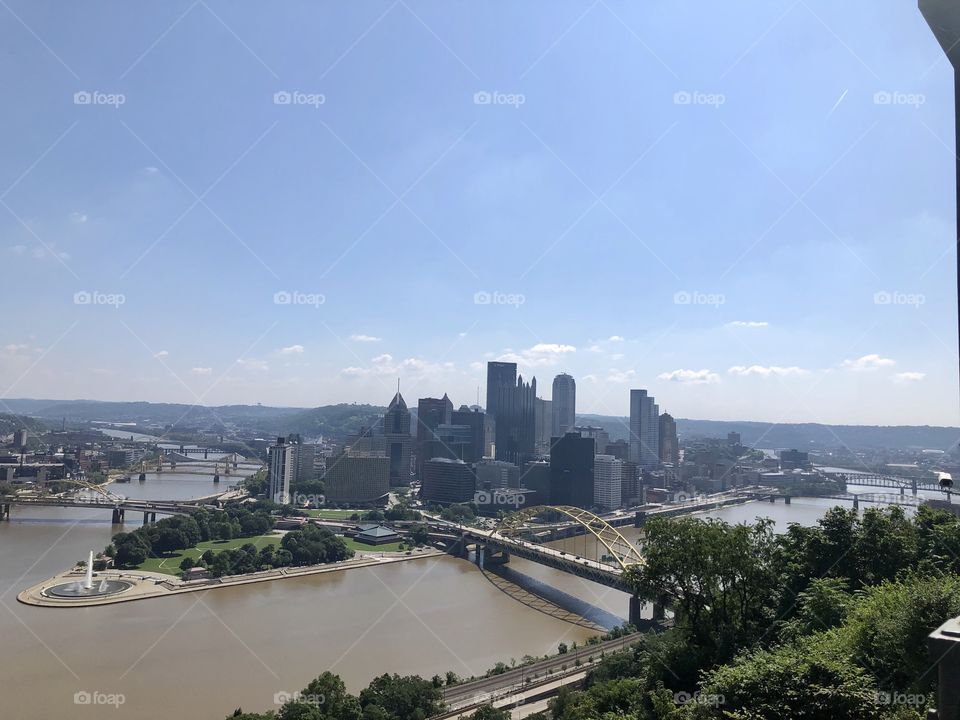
(493, 372, 537, 465)
(451, 405, 487, 463)
(485, 361, 517, 419)
(416, 394, 453, 477)
(380, 391, 412, 486)
(551, 373, 576, 437)
(629, 389, 660, 469)
(594, 454, 623, 510)
(659, 413, 679, 465)
(550, 432, 595, 508)
(267, 437, 295, 505)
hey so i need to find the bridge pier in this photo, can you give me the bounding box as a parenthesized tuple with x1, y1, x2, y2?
(629, 595, 642, 626)
(142, 511, 157, 525)
(634, 511, 647, 528)
(111, 507, 125, 524)
(900, 486, 905, 496)
(853, 495, 860, 510)
(784, 496, 791, 505)
(912, 478, 918, 496)
(0, 503, 9, 520)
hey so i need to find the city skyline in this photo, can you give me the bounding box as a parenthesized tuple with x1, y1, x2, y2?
(1, 1, 957, 427)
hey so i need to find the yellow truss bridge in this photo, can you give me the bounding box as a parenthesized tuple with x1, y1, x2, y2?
(497, 505, 644, 571)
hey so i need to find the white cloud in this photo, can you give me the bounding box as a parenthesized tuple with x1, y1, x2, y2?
(586, 345, 603, 353)
(341, 354, 455, 379)
(498, 343, 576, 368)
(607, 369, 636, 383)
(841, 354, 896, 372)
(469, 361, 484, 372)
(726, 321, 768, 328)
(582, 374, 598, 383)
(69, 212, 88, 224)
(728, 365, 809, 377)
(9, 245, 26, 255)
(191, 367, 213, 376)
(349, 334, 381, 343)
(153, 350, 169, 358)
(608, 335, 625, 342)
(658, 368, 720, 385)
(237, 358, 269, 371)
(278, 344, 305, 355)
(610, 353, 625, 361)
(893, 371, 925, 383)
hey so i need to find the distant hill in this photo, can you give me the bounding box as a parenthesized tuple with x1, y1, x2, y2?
(3, 399, 955, 450)
(576, 414, 960, 451)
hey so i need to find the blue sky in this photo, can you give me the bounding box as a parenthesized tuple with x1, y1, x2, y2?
(1, 0, 957, 426)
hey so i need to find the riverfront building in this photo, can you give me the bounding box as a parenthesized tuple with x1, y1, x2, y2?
(268, 437, 295, 505)
(550, 432, 595, 508)
(323, 452, 390, 503)
(421, 457, 476, 505)
(594, 454, 623, 510)
(380, 391, 413, 486)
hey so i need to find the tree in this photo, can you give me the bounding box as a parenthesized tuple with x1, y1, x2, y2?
(358, 674, 442, 720)
(470, 706, 510, 720)
(179, 557, 195, 571)
(277, 672, 361, 720)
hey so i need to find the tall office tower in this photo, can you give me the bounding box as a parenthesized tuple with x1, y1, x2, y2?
(416, 395, 453, 477)
(12, 429, 28, 448)
(380, 391, 412, 486)
(727, 431, 741, 447)
(549, 432, 595, 508)
(345, 426, 386, 456)
(520, 460, 552, 503)
(629, 389, 660, 469)
(620, 460, 639, 505)
(594, 454, 623, 510)
(551, 373, 576, 437)
(486, 361, 517, 419)
(494, 373, 537, 465)
(575, 426, 609, 455)
(451, 406, 487, 463)
(605, 439, 629, 461)
(286, 434, 318, 485)
(323, 451, 390, 503)
(658, 413, 680, 465)
(421, 458, 476, 505)
(534, 397, 553, 454)
(267, 437, 295, 505)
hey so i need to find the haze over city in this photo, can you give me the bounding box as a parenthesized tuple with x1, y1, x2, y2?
(2, 1, 958, 426)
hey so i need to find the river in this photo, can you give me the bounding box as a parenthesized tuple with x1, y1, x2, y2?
(0, 476, 954, 720)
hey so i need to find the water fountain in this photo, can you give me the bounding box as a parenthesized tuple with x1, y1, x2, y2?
(45, 549, 133, 599)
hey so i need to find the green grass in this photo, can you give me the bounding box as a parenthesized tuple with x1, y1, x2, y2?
(137, 534, 281, 576)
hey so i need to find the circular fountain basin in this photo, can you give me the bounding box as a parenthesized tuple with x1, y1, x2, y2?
(46, 579, 133, 598)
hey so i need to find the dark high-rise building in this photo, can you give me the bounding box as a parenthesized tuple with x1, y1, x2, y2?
(630, 389, 660, 469)
(421, 457, 476, 505)
(550, 432, 595, 509)
(486, 361, 517, 419)
(534, 397, 552, 454)
(451, 405, 487, 463)
(380, 392, 412, 486)
(520, 460, 552, 503)
(494, 373, 537, 465)
(727, 431, 741, 447)
(606, 439, 629, 461)
(780, 449, 810, 470)
(416, 394, 453, 477)
(551, 373, 576, 437)
(659, 413, 679, 465)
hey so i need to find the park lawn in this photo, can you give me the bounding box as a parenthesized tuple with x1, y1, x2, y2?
(304, 508, 363, 519)
(137, 534, 281, 576)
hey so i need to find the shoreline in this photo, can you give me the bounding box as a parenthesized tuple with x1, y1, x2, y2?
(17, 547, 443, 608)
